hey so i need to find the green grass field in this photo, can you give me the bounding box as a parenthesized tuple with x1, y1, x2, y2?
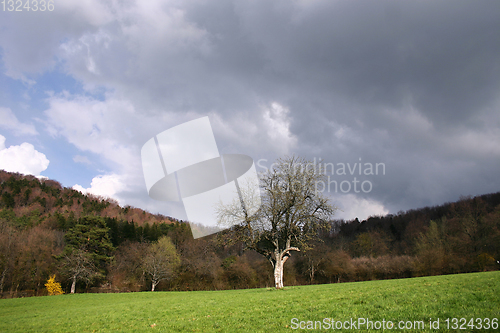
(0, 271, 498, 332)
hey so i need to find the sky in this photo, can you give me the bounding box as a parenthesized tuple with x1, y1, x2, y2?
(0, 0, 499, 222)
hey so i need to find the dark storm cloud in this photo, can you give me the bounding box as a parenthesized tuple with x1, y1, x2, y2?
(216, 0, 500, 125)
(182, 0, 500, 213)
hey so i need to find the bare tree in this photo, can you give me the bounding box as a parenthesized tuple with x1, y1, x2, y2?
(301, 242, 329, 284)
(61, 249, 101, 294)
(142, 236, 180, 291)
(218, 156, 336, 289)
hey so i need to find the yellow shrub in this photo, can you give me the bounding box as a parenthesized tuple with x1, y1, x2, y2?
(45, 275, 64, 295)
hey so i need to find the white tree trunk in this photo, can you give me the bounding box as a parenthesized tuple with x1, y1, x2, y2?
(151, 282, 157, 292)
(272, 246, 299, 289)
(71, 276, 76, 294)
(274, 259, 284, 289)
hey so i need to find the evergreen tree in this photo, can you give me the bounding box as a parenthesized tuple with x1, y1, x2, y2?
(59, 216, 115, 293)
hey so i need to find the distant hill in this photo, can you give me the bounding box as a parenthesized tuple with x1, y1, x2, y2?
(0, 170, 177, 228)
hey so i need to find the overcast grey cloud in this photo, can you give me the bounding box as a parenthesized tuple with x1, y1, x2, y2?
(0, 0, 499, 221)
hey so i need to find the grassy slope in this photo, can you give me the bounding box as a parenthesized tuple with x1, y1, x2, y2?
(0, 271, 498, 332)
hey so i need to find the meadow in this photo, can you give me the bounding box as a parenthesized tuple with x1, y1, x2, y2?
(0, 271, 498, 332)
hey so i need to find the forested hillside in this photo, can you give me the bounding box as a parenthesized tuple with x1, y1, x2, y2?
(0, 170, 499, 298)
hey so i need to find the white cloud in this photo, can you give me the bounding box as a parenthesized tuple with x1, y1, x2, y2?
(262, 102, 297, 153)
(44, 94, 137, 167)
(73, 174, 125, 202)
(333, 194, 389, 221)
(0, 134, 49, 176)
(0, 107, 38, 135)
(43, 93, 166, 210)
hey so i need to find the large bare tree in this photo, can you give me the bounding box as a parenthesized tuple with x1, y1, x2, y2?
(218, 156, 335, 289)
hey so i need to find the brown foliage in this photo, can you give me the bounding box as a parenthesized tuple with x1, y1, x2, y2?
(108, 241, 148, 292)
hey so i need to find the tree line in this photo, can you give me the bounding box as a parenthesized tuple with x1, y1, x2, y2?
(0, 169, 499, 297)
